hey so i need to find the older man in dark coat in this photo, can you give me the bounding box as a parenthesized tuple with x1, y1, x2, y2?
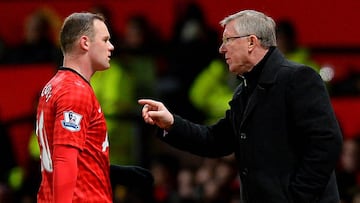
(139, 10, 342, 203)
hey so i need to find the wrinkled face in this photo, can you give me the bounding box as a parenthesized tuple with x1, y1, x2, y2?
(219, 20, 252, 75)
(88, 19, 114, 71)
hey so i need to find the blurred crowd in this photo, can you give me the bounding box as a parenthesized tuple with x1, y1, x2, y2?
(0, 2, 360, 203)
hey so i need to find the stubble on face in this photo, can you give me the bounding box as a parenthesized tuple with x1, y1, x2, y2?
(90, 20, 113, 71)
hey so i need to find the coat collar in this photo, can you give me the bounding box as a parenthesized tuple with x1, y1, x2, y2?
(258, 47, 286, 86)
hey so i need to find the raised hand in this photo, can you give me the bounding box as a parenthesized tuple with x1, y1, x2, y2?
(138, 99, 174, 130)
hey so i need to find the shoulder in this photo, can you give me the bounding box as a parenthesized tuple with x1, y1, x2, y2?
(277, 59, 319, 81)
(55, 70, 91, 91)
(51, 71, 93, 105)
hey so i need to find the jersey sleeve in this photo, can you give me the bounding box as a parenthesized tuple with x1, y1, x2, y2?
(53, 81, 92, 150)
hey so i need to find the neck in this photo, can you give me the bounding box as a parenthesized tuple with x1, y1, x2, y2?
(63, 54, 93, 82)
(253, 48, 269, 66)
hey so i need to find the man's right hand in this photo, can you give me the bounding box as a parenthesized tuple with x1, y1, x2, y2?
(138, 99, 174, 131)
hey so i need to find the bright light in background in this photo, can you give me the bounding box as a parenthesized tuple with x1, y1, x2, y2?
(319, 65, 335, 82)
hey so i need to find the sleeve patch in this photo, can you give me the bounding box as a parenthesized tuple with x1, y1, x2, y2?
(61, 111, 83, 132)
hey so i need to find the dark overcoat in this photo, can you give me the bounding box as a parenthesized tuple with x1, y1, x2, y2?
(159, 48, 343, 203)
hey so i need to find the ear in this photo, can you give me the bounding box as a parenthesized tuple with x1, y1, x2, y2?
(248, 36, 256, 51)
(79, 35, 90, 51)
(248, 35, 256, 47)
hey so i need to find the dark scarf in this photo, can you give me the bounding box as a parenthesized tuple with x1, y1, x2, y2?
(241, 46, 275, 99)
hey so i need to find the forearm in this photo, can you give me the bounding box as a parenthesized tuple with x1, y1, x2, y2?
(53, 145, 78, 203)
(159, 115, 234, 157)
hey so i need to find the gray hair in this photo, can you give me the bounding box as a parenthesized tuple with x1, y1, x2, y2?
(220, 10, 276, 48)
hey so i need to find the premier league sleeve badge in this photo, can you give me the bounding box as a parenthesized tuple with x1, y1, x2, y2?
(61, 111, 83, 132)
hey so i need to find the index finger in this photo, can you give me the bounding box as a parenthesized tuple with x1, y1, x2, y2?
(138, 99, 160, 107)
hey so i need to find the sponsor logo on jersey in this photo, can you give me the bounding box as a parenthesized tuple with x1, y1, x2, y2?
(61, 111, 83, 132)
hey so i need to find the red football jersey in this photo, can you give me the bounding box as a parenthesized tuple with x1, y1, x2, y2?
(36, 67, 112, 202)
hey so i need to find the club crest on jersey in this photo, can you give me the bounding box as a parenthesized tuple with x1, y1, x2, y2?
(61, 111, 82, 132)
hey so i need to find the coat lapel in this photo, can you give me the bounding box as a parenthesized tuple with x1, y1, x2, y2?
(239, 48, 285, 128)
(240, 84, 266, 128)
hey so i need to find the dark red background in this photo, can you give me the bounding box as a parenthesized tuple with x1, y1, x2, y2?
(1, 0, 359, 166)
(0, 0, 359, 47)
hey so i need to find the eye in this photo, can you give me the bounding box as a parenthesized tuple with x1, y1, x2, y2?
(103, 36, 110, 42)
(222, 37, 231, 44)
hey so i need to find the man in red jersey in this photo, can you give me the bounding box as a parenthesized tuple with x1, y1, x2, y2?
(35, 12, 114, 202)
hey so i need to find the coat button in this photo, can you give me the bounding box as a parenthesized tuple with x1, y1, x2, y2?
(240, 133, 247, 139)
(241, 168, 248, 176)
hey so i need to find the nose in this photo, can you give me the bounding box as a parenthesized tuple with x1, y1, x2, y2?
(219, 43, 226, 54)
(109, 41, 114, 51)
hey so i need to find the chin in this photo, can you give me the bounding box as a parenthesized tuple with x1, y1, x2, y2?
(103, 63, 111, 69)
(97, 66, 110, 72)
(228, 67, 237, 74)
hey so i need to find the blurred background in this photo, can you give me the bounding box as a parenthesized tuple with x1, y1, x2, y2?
(1, 0, 360, 202)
